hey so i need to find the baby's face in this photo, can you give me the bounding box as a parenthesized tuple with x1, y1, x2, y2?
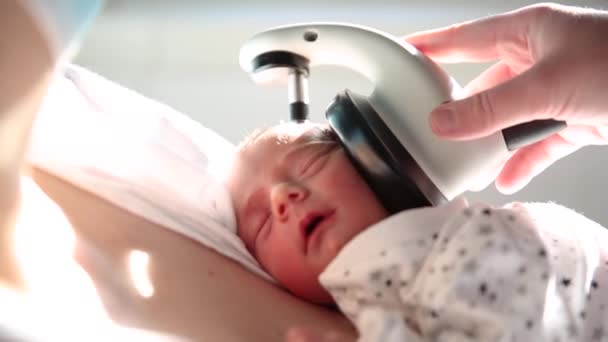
(227, 122, 387, 304)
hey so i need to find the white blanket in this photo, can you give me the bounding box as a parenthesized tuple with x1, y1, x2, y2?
(27, 64, 274, 282)
(320, 200, 608, 342)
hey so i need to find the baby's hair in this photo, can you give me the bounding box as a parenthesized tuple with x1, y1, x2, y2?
(315, 125, 339, 143)
(238, 122, 338, 151)
(238, 126, 272, 150)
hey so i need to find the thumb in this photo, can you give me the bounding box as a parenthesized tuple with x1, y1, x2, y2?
(429, 59, 563, 140)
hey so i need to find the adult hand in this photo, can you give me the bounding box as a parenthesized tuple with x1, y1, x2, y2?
(406, 3, 608, 194)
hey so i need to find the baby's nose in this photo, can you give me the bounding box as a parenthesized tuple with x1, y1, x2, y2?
(270, 182, 308, 221)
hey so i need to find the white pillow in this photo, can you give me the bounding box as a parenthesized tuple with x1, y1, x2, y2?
(27, 64, 274, 282)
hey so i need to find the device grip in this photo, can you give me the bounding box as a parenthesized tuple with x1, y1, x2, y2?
(502, 119, 567, 151)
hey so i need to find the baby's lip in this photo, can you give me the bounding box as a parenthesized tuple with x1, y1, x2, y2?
(300, 209, 336, 254)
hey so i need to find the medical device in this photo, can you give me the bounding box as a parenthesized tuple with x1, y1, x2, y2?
(239, 23, 565, 214)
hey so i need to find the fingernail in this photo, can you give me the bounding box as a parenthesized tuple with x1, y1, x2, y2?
(430, 107, 458, 134)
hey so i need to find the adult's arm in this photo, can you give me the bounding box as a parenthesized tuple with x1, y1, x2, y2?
(0, 0, 55, 289)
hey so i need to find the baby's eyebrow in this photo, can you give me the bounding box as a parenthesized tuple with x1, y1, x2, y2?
(292, 126, 337, 146)
(279, 126, 338, 169)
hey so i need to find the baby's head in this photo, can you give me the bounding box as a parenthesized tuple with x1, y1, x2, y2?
(226, 121, 388, 304)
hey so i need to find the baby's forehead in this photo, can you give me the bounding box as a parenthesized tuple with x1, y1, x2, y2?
(239, 122, 335, 154)
(229, 122, 337, 189)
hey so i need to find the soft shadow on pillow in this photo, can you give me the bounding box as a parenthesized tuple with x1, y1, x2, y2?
(27, 64, 274, 282)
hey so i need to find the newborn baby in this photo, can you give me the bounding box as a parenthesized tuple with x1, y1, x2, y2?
(227, 121, 388, 303)
(226, 121, 608, 342)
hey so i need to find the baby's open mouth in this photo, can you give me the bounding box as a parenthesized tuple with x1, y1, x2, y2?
(305, 216, 324, 237)
(301, 210, 335, 253)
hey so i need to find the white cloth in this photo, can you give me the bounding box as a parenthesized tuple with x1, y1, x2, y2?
(27, 64, 274, 282)
(320, 200, 608, 342)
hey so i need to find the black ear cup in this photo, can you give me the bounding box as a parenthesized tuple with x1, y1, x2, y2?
(326, 90, 446, 214)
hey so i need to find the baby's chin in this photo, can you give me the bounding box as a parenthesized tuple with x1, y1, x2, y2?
(318, 243, 346, 271)
(280, 260, 340, 305)
(319, 225, 363, 263)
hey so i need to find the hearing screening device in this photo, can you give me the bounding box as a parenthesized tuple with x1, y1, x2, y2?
(239, 23, 565, 214)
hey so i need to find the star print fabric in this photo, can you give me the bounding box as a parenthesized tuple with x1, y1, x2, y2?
(319, 201, 608, 342)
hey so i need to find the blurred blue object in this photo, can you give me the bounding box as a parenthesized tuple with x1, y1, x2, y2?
(20, 0, 104, 60)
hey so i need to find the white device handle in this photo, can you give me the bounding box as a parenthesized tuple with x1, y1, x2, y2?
(240, 23, 509, 199)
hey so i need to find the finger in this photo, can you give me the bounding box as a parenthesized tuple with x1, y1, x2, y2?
(404, 6, 535, 63)
(468, 157, 507, 192)
(462, 61, 516, 97)
(429, 57, 562, 140)
(494, 133, 581, 194)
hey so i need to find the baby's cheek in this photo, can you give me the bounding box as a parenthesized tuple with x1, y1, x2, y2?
(333, 155, 384, 208)
(321, 230, 349, 260)
(263, 241, 307, 278)
(270, 251, 331, 302)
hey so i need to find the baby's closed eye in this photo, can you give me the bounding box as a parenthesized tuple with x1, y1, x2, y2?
(297, 144, 338, 177)
(254, 211, 272, 252)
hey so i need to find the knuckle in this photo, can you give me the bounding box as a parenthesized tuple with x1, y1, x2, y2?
(444, 23, 466, 49)
(469, 91, 498, 133)
(523, 2, 562, 41)
(445, 22, 464, 37)
(525, 2, 560, 19)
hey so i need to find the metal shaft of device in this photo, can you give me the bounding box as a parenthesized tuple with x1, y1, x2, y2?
(287, 68, 309, 122)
